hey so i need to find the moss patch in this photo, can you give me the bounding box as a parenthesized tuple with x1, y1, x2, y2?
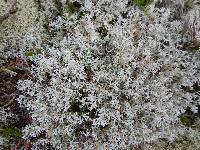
(0, 124, 22, 139)
(133, 0, 153, 9)
(64, 1, 82, 15)
(24, 48, 42, 57)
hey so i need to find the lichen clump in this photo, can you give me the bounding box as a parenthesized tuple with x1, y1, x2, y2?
(1, 0, 200, 149)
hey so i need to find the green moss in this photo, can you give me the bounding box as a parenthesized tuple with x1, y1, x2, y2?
(77, 11, 86, 19)
(0, 124, 22, 139)
(193, 43, 200, 51)
(180, 115, 192, 126)
(68, 97, 89, 115)
(64, 1, 81, 15)
(133, 0, 153, 9)
(64, 2, 74, 15)
(25, 50, 35, 57)
(133, 0, 154, 20)
(24, 48, 42, 57)
(53, 0, 63, 15)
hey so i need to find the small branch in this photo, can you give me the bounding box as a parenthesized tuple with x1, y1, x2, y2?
(0, 0, 17, 24)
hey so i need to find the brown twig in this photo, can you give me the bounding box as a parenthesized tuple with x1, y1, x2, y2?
(10, 139, 32, 150)
(0, 0, 17, 24)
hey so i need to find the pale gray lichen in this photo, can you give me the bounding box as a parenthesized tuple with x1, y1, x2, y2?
(1, 0, 200, 149)
(16, 0, 200, 149)
(0, 0, 49, 61)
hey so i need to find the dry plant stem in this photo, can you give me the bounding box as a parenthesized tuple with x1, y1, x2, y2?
(186, 17, 199, 44)
(0, 0, 17, 24)
(2, 96, 16, 108)
(10, 139, 32, 150)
